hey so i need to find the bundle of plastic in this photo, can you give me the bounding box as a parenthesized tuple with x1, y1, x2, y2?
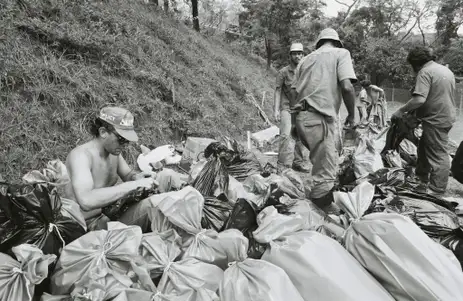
(0, 244, 56, 301)
(147, 186, 248, 269)
(337, 183, 463, 300)
(219, 234, 305, 301)
(50, 222, 155, 300)
(0, 182, 86, 257)
(253, 207, 394, 301)
(139, 228, 222, 299)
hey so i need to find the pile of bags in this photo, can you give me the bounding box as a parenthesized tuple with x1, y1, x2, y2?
(2, 136, 463, 301)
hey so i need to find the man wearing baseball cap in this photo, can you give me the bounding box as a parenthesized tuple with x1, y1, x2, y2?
(274, 42, 310, 173)
(64, 107, 157, 231)
(290, 28, 357, 214)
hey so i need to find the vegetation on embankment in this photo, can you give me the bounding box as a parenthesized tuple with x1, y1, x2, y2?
(0, 0, 276, 180)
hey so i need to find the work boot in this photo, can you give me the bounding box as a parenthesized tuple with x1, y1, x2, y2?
(311, 191, 341, 216)
(292, 163, 311, 173)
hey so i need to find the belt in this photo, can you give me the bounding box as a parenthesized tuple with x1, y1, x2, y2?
(290, 102, 317, 114)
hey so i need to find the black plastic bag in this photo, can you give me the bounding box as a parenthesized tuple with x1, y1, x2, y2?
(386, 195, 460, 237)
(382, 114, 420, 155)
(192, 156, 229, 196)
(221, 198, 266, 259)
(451, 140, 463, 184)
(396, 189, 459, 212)
(0, 182, 86, 257)
(367, 168, 406, 187)
(260, 183, 294, 215)
(204, 141, 262, 182)
(102, 186, 156, 221)
(201, 194, 233, 232)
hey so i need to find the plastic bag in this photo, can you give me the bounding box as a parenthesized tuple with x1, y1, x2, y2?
(201, 194, 233, 232)
(0, 244, 56, 301)
(50, 222, 144, 299)
(102, 187, 155, 221)
(221, 199, 267, 259)
(137, 145, 182, 173)
(345, 213, 463, 301)
(226, 176, 247, 204)
(220, 258, 305, 301)
(385, 196, 460, 237)
(399, 138, 418, 166)
(192, 157, 229, 197)
(366, 168, 406, 187)
(22, 160, 70, 196)
(0, 182, 86, 256)
(203, 141, 262, 181)
(451, 140, 463, 184)
(353, 135, 383, 179)
(334, 181, 375, 224)
(253, 207, 394, 301)
(383, 150, 403, 168)
(139, 229, 223, 296)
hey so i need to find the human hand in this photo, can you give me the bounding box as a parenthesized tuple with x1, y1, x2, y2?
(133, 171, 156, 180)
(274, 110, 281, 122)
(344, 114, 356, 129)
(133, 177, 158, 190)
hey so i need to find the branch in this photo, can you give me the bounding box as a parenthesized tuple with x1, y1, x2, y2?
(417, 17, 426, 45)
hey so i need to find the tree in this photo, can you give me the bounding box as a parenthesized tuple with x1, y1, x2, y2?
(239, 0, 314, 68)
(192, 0, 200, 31)
(443, 38, 463, 75)
(435, 0, 463, 46)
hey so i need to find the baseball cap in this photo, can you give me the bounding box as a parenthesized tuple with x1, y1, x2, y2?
(316, 28, 343, 49)
(98, 107, 138, 142)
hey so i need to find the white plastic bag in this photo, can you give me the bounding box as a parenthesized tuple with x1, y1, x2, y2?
(354, 135, 383, 179)
(345, 213, 463, 301)
(220, 258, 305, 301)
(253, 207, 395, 301)
(137, 145, 181, 172)
(139, 229, 223, 296)
(51, 222, 146, 299)
(0, 244, 56, 301)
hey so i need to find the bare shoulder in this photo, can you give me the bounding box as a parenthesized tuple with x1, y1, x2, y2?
(66, 142, 93, 170)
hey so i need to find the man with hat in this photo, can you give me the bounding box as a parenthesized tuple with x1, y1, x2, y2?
(274, 42, 310, 173)
(64, 107, 159, 231)
(290, 28, 357, 214)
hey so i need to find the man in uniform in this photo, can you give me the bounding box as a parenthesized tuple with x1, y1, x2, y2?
(274, 42, 310, 173)
(392, 46, 456, 196)
(290, 28, 357, 214)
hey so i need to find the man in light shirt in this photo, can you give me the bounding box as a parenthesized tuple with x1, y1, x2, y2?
(290, 28, 357, 214)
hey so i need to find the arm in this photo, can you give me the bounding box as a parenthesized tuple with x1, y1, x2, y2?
(397, 95, 426, 113)
(118, 154, 137, 182)
(274, 71, 284, 120)
(394, 70, 430, 118)
(340, 79, 356, 124)
(68, 151, 142, 212)
(337, 50, 357, 124)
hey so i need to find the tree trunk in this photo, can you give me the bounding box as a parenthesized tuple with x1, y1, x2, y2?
(265, 36, 272, 69)
(164, 0, 169, 12)
(192, 0, 200, 32)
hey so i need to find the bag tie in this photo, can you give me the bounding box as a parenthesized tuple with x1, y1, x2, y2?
(48, 223, 66, 249)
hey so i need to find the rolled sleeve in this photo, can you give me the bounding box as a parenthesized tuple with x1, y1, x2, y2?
(276, 70, 284, 89)
(337, 50, 357, 82)
(413, 70, 431, 99)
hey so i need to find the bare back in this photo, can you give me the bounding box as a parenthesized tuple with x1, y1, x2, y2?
(64, 140, 119, 219)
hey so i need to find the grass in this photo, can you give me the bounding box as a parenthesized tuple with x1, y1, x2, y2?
(0, 0, 276, 180)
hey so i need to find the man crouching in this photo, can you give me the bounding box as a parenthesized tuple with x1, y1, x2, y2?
(64, 107, 158, 231)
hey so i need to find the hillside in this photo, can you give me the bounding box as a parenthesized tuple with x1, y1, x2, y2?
(0, 0, 276, 180)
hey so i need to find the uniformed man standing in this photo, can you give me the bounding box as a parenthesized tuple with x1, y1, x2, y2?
(291, 28, 357, 214)
(392, 46, 456, 196)
(274, 43, 310, 173)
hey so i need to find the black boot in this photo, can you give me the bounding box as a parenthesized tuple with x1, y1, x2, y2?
(312, 191, 341, 215)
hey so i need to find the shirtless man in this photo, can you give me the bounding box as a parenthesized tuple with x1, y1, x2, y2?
(64, 107, 157, 231)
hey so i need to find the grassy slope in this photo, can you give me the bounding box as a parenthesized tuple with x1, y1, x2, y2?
(0, 0, 276, 180)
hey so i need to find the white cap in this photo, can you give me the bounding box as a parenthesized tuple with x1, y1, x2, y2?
(290, 43, 304, 53)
